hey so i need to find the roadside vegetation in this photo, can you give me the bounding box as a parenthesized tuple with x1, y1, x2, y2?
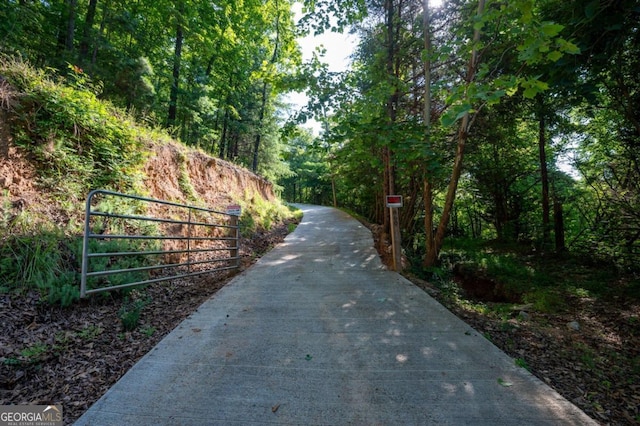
(0, 58, 295, 309)
(1, 0, 639, 424)
(0, 57, 300, 423)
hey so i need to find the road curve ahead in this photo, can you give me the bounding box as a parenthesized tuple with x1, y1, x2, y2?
(76, 204, 596, 425)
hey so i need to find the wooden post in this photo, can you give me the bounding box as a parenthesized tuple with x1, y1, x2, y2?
(390, 207, 402, 272)
(386, 195, 403, 272)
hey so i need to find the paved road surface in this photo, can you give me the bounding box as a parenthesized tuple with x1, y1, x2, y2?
(75, 204, 596, 425)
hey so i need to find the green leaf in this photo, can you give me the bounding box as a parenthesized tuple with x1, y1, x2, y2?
(520, 78, 549, 98)
(535, 80, 549, 91)
(487, 90, 506, 105)
(547, 51, 563, 62)
(441, 112, 457, 128)
(541, 23, 564, 37)
(523, 87, 538, 99)
(557, 39, 581, 55)
(442, 103, 473, 127)
(520, 0, 533, 24)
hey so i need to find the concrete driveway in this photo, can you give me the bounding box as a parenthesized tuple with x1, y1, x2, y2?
(75, 204, 596, 425)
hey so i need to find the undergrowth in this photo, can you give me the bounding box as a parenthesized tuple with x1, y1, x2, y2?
(0, 231, 79, 305)
(238, 190, 296, 236)
(413, 238, 630, 315)
(1, 57, 150, 196)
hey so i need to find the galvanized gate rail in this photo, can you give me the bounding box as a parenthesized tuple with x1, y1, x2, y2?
(80, 189, 240, 297)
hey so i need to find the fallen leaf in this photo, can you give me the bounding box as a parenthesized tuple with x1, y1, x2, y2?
(272, 403, 280, 413)
(497, 378, 513, 387)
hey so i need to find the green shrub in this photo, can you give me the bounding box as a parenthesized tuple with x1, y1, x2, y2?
(118, 293, 150, 331)
(1, 57, 147, 195)
(0, 232, 80, 306)
(523, 288, 565, 313)
(237, 190, 294, 237)
(176, 150, 197, 200)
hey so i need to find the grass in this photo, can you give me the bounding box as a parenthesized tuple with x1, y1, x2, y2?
(238, 190, 295, 237)
(0, 231, 81, 305)
(118, 292, 151, 331)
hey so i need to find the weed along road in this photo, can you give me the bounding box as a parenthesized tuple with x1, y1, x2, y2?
(75, 204, 596, 425)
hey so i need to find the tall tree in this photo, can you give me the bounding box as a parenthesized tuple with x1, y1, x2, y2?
(422, 0, 435, 267)
(537, 95, 551, 246)
(423, 0, 485, 266)
(421, 0, 580, 265)
(252, 0, 281, 172)
(79, 0, 99, 64)
(167, 1, 185, 127)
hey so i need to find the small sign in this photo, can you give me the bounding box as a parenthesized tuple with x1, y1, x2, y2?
(226, 204, 241, 216)
(0, 405, 63, 426)
(386, 195, 403, 208)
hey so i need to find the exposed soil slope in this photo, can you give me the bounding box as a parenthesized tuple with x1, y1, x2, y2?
(143, 142, 275, 208)
(0, 134, 275, 232)
(0, 84, 291, 424)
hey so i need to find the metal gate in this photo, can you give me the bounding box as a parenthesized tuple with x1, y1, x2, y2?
(80, 189, 240, 297)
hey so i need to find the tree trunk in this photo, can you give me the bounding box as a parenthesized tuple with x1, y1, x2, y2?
(218, 107, 229, 158)
(79, 0, 98, 63)
(423, 178, 436, 265)
(252, 81, 268, 172)
(425, 0, 485, 267)
(422, 0, 436, 267)
(167, 2, 184, 127)
(67, 0, 77, 51)
(232, 132, 239, 159)
(58, 0, 77, 53)
(252, 0, 280, 173)
(383, 0, 400, 257)
(382, 146, 392, 233)
(91, 0, 108, 67)
(553, 194, 566, 252)
(538, 95, 551, 247)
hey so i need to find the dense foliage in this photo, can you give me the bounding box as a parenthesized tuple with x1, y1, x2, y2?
(1, 0, 639, 295)
(0, 0, 301, 181)
(286, 0, 640, 279)
(1, 4, 638, 423)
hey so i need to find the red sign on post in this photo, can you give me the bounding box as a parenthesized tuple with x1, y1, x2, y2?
(226, 204, 242, 216)
(386, 195, 403, 208)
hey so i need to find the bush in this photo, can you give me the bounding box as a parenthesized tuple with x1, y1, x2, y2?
(0, 232, 80, 306)
(118, 293, 150, 331)
(1, 57, 148, 195)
